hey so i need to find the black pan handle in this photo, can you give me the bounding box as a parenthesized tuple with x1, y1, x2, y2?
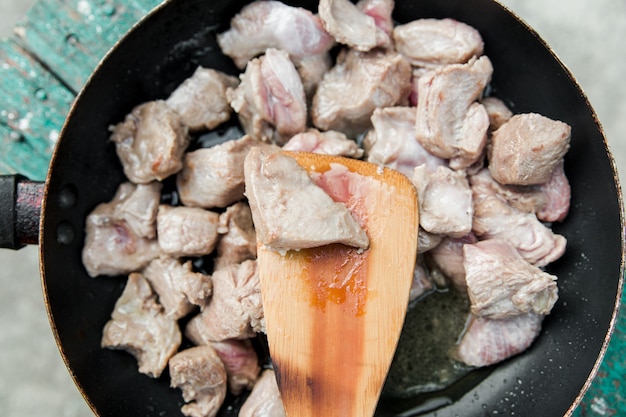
(0, 174, 44, 249)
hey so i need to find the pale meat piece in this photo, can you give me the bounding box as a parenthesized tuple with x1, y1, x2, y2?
(282, 128, 364, 159)
(463, 239, 558, 319)
(481, 96, 513, 130)
(210, 339, 261, 395)
(364, 107, 446, 178)
(169, 345, 228, 417)
(166, 67, 239, 131)
(82, 183, 161, 277)
(185, 260, 264, 342)
(244, 148, 369, 251)
(410, 255, 435, 302)
(101, 273, 181, 378)
(177, 135, 271, 209)
(412, 164, 473, 238)
(228, 48, 307, 145)
(318, 0, 390, 51)
(489, 113, 571, 185)
(417, 227, 443, 254)
(214, 202, 258, 270)
(239, 370, 287, 417)
(453, 312, 544, 367)
(109, 100, 190, 184)
(312, 48, 412, 137)
(217, 1, 335, 70)
(393, 18, 484, 67)
(536, 161, 571, 222)
(295, 53, 333, 100)
(472, 178, 566, 267)
(414, 56, 493, 170)
(143, 256, 212, 319)
(157, 205, 220, 257)
(357, 0, 395, 36)
(426, 233, 478, 292)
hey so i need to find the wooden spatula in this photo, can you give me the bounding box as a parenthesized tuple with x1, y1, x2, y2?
(257, 151, 419, 417)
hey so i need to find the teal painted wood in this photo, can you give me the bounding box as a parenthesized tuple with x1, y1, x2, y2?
(13, 0, 164, 92)
(0, 39, 75, 181)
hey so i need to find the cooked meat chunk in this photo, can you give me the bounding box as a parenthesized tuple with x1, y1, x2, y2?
(239, 370, 287, 417)
(414, 56, 493, 169)
(157, 205, 220, 257)
(185, 260, 264, 342)
(101, 273, 181, 378)
(215, 202, 258, 270)
(413, 165, 473, 238)
(244, 148, 368, 251)
(112, 181, 162, 239)
(536, 161, 571, 222)
(295, 53, 333, 100)
(426, 233, 478, 292)
(217, 0, 334, 70)
(177, 135, 269, 209)
(489, 113, 571, 185)
(82, 183, 161, 277)
(210, 339, 261, 395)
(463, 239, 558, 319)
(228, 48, 307, 145)
(393, 18, 484, 67)
(312, 48, 412, 137)
(357, 0, 395, 36)
(143, 256, 212, 319)
(472, 178, 566, 267)
(166, 67, 239, 131)
(319, 0, 390, 51)
(453, 312, 543, 367)
(109, 100, 190, 183)
(410, 255, 435, 302)
(364, 107, 446, 177)
(283, 128, 363, 158)
(169, 345, 228, 417)
(481, 96, 513, 130)
(417, 227, 443, 254)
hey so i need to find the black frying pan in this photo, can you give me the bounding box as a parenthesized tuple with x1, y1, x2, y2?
(0, 0, 623, 416)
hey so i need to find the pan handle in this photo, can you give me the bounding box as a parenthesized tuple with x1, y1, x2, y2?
(0, 175, 44, 249)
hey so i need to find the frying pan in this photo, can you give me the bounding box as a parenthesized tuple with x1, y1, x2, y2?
(0, 0, 623, 415)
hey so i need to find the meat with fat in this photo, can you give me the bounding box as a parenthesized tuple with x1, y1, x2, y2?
(109, 100, 190, 183)
(101, 273, 181, 378)
(283, 128, 363, 158)
(169, 345, 228, 417)
(157, 205, 220, 257)
(210, 339, 261, 395)
(244, 148, 369, 251)
(166, 67, 239, 131)
(239, 369, 287, 417)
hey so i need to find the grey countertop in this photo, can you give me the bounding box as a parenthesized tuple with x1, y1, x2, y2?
(1, 0, 624, 416)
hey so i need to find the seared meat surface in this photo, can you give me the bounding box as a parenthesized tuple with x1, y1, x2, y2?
(244, 148, 369, 251)
(169, 345, 228, 417)
(101, 273, 181, 378)
(109, 100, 190, 183)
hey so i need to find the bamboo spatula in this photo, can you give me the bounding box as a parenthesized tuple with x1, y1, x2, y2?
(257, 151, 419, 417)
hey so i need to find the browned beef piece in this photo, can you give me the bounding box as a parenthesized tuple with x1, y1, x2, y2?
(452, 312, 543, 367)
(101, 273, 181, 378)
(210, 339, 261, 395)
(244, 148, 368, 251)
(412, 165, 473, 238)
(169, 345, 228, 417)
(166, 67, 239, 131)
(109, 100, 190, 184)
(157, 205, 220, 257)
(318, 0, 390, 51)
(282, 128, 363, 158)
(363, 107, 446, 178)
(239, 369, 287, 417)
(463, 239, 558, 319)
(393, 18, 484, 67)
(143, 256, 212, 319)
(312, 48, 412, 137)
(488, 113, 571, 185)
(185, 260, 264, 342)
(82, 182, 161, 277)
(414, 56, 492, 170)
(214, 202, 257, 271)
(227, 48, 307, 145)
(176, 135, 272, 209)
(217, 1, 334, 70)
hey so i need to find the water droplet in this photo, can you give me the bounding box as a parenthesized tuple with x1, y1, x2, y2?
(34, 88, 48, 101)
(101, 3, 116, 16)
(8, 131, 23, 142)
(65, 33, 79, 46)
